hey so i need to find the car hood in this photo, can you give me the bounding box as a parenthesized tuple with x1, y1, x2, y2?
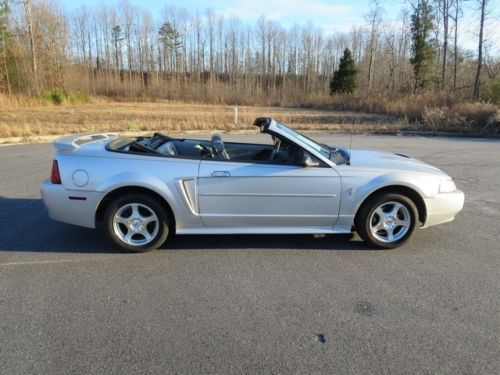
(345, 149, 449, 177)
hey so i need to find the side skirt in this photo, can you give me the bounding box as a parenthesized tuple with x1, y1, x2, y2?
(176, 226, 352, 235)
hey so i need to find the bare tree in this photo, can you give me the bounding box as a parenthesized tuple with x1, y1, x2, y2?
(451, 0, 462, 93)
(256, 15, 267, 75)
(206, 8, 215, 76)
(438, 0, 453, 89)
(119, 0, 136, 82)
(0, 2, 497, 104)
(365, 0, 384, 93)
(22, 0, 39, 94)
(0, 0, 11, 94)
(473, 0, 488, 100)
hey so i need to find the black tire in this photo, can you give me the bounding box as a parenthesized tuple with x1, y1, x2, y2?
(355, 193, 418, 249)
(103, 193, 171, 253)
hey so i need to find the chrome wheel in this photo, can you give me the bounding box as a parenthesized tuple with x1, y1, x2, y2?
(112, 203, 159, 246)
(369, 201, 411, 243)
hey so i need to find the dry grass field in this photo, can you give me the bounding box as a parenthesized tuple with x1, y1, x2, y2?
(0, 101, 398, 143)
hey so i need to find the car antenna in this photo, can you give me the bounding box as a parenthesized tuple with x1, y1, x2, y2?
(347, 122, 353, 165)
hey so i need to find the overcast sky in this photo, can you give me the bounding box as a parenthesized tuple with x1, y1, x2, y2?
(59, 0, 499, 55)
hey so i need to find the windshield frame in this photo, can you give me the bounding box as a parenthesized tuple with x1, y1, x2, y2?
(275, 122, 331, 159)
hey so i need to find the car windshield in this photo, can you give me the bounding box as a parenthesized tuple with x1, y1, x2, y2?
(276, 123, 331, 159)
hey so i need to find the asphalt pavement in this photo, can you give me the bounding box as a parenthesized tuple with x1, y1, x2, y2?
(0, 134, 499, 374)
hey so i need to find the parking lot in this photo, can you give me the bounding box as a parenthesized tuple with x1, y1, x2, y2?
(0, 134, 499, 374)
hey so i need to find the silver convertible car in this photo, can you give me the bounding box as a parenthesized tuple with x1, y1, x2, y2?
(41, 118, 464, 252)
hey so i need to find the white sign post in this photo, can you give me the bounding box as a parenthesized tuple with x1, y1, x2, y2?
(233, 106, 238, 127)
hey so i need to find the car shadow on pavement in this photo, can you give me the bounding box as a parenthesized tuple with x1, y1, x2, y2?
(0, 197, 369, 253)
(0, 197, 118, 254)
(166, 233, 367, 251)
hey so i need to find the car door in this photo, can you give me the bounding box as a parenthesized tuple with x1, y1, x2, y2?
(197, 157, 341, 228)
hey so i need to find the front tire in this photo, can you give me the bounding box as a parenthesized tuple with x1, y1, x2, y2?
(355, 193, 418, 249)
(103, 194, 170, 252)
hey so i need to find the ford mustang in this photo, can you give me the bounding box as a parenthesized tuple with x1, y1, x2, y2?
(41, 118, 464, 252)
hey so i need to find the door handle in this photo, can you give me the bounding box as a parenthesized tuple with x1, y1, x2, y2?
(211, 171, 231, 177)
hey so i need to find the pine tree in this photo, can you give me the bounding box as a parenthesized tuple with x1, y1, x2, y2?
(410, 0, 436, 92)
(330, 48, 358, 94)
(112, 25, 124, 72)
(159, 23, 183, 72)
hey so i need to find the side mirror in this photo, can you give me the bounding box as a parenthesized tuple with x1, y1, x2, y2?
(302, 152, 320, 167)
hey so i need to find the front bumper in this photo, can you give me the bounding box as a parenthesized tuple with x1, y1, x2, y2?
(41, 180, 104, 228)
(422, 189, 464, 228)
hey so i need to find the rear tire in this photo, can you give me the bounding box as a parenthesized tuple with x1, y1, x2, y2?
(103, 194, 170, 253)
(355, 193, 418, 249)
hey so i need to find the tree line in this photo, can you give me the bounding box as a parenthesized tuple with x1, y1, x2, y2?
(0, 0, 498, 105)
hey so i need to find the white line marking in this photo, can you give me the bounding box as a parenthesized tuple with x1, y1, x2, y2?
(0, 256, 117, 267)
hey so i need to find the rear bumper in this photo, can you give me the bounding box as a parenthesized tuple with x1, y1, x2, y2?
(422, 189, 464, 228)
(41, 180, 104, 228)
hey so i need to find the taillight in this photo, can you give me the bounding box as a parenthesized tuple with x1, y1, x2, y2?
(51, 160, 61, 184)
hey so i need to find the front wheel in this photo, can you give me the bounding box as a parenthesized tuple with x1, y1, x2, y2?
(103, 194, 171, 252)
(355, 193, 418, 249)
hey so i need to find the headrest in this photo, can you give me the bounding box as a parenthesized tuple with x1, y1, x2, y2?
(211, 134, 224, 152)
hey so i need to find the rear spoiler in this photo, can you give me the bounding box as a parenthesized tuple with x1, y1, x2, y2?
(54, 133, 116, 153)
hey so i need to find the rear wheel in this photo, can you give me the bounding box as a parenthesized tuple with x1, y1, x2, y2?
(104, 194, 170, 252)
(355, 193, 418, 249)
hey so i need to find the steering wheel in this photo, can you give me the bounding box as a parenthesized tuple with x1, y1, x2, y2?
(195, 143, 212, 157)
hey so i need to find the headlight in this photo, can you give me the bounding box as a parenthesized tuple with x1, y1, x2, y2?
(439, 179, 456, 193)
